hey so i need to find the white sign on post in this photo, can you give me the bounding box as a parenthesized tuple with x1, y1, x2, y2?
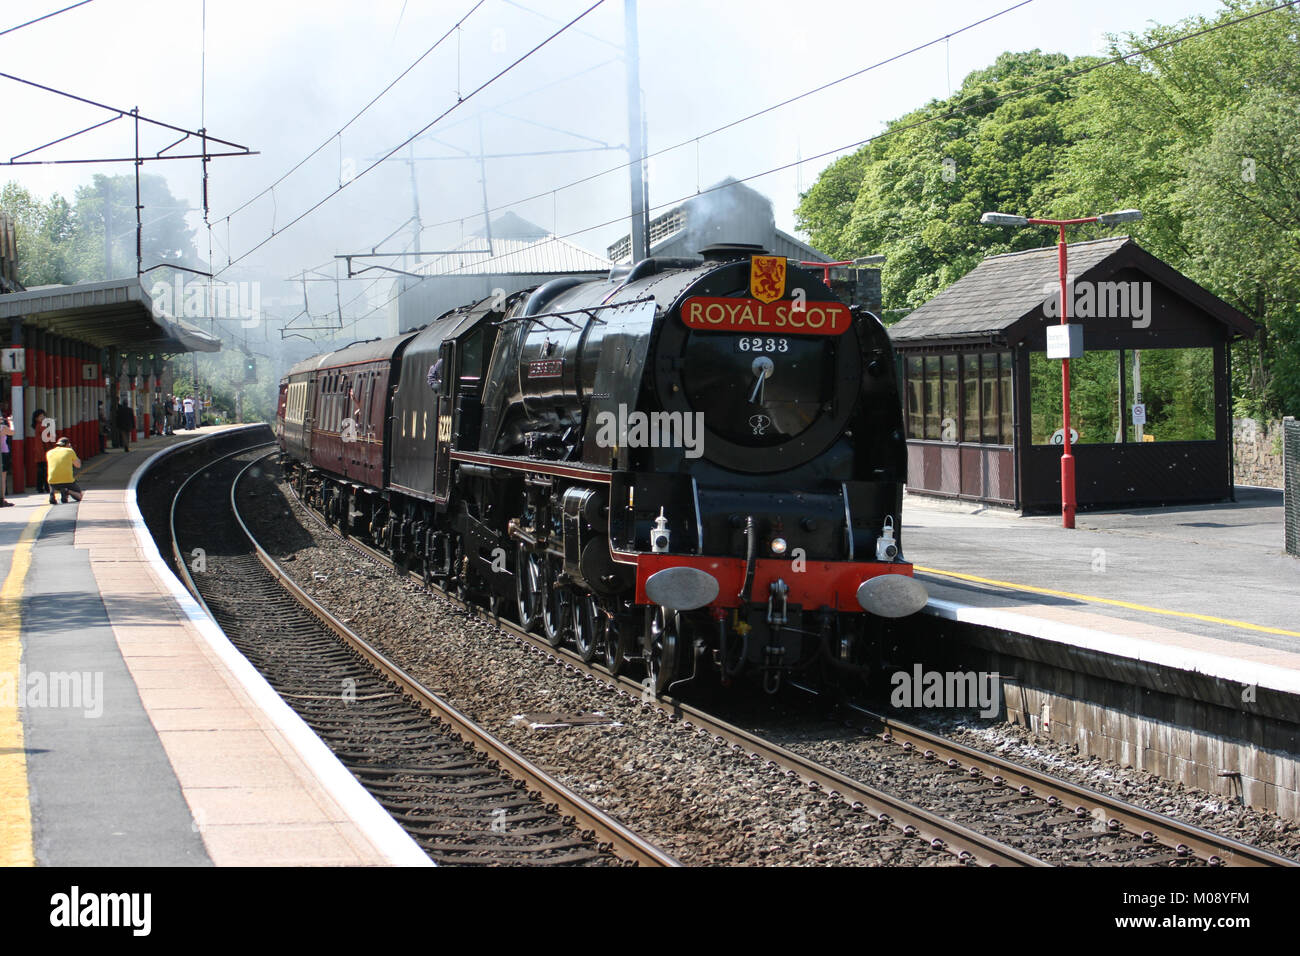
(1, 348, 24, 373)
(1045, 324, 1084, 359)
(1049, 427, 1080, 445)
(1131, 403, 1147, 426)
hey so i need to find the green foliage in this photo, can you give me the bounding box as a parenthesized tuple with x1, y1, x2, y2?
(172, 349, 274, 424)
(1055, 0, 1300, 416)
(1, 173, 198, 286)
(1028, 348, 1216, 444)
(797, 50, 1093, 316)
(1, 183, 77, 286)
(799, 1, 1300, 416)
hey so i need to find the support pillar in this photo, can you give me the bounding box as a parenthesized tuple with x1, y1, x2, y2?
(9, 317, 23, 494)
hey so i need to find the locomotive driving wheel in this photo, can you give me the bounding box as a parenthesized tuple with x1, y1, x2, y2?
(514, 544, 544, 632)
(574, 592, 600, 663)
(603, 612, 627, 675)
(645, 605, 680, 697)
(541, 560, 572, 649)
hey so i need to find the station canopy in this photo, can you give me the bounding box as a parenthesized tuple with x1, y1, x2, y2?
(0, 276, 222, 353)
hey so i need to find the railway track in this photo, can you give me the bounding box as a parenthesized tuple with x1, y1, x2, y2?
(840, 702, 1297, 868)
(274, 455, 1041, 866)
(271, 449, 1299, 868)
(164, 442, 677, 867)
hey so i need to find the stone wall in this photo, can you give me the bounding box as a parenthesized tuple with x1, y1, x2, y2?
(1234, 417, 1285, 487)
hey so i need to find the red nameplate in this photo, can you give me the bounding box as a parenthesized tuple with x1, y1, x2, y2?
(680, 296, 851, 335)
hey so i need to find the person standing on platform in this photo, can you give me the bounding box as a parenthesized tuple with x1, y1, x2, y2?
(116, 398, 135, 453)
(0, 406, 13, 508)
(97, 401, 109, 454)
(183, 395, 196, 430)
(45, 437, 83, 505)
(32, 408, 54, 494)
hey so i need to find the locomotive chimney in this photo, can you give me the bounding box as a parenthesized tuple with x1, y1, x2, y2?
(699, 242, 769, 262)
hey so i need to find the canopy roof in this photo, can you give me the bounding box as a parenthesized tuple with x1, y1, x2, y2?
(0, 277, 223, 353)
(888, 237, 1256, 347)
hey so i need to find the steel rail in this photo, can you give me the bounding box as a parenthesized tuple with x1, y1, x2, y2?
(282, 466, 1045, 867)
(285, 461, 1300, 867)
(233, 452, 678, 868)
(840, 703, 1299, 868)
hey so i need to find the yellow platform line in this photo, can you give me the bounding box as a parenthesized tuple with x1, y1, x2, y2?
(913, 565, 1300, 639)
(0, 506, 51, 866)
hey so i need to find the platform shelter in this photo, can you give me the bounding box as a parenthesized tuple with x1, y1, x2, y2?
(0, 277, 220, 492)
(887, 238, 1256, 512)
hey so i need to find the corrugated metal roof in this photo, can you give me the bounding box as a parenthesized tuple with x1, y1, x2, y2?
(0, 276, 222, 352)
(411, 234, 611, 277)
(770, 229, 831, 263)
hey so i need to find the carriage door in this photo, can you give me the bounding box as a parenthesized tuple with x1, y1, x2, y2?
(304, 372, 317, 447)
(433, 341, 455, 502)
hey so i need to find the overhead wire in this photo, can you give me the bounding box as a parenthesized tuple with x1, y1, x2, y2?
(358, 0, 1300, 320)
(414, 0, 1039, 238)
(0, 0, 97, 39)
(213, 0, 488, 222)
(215, 0, 607, 277)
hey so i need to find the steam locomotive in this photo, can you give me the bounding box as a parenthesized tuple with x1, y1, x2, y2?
(276, 243, 926, 694)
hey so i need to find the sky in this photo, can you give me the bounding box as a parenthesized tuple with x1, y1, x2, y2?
(0, 0, 1237, 340)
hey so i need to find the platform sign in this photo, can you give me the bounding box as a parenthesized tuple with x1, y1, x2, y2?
(1049, 427, 1079, 445)
(1, 348, 24, 373)
(1045, 324, 1083, 359)
(1131, 403, 1147, 426)
(82, 363, 97, 381)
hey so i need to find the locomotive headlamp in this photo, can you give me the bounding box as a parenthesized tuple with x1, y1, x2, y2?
(875, 516, 899, 561)
(770, 537, 788, 556)
(651, 508, 671, 553)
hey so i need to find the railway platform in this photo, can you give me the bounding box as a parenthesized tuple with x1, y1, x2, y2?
(903, 487, 1300, 706)
(0, 425, 427, 867)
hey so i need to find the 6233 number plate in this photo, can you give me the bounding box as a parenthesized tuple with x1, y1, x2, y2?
(735, 337, 789, 353)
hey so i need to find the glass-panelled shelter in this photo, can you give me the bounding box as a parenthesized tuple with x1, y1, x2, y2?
(887, 238, 1256, 512)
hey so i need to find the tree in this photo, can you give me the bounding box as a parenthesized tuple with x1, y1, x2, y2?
(1, 173, 200, 286)
(797, 1, 1300, 416)
(796, 51, 1096, 319)
(0, 183, 77, 286)
(1054, 0, 1300, 415)
(70, 173, 200, 280)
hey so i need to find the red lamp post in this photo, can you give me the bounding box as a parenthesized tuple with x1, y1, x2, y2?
(980, 209, 1142, 528)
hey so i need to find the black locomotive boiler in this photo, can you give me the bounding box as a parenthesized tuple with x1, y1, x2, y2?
(277, 243, 927, 694)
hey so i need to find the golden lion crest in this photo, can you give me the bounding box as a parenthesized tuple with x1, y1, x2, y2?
(749, 255, 786, 304)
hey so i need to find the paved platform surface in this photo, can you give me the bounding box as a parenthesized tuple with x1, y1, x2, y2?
(1, 426, 419, 866)
(903, 488, 1300, 683)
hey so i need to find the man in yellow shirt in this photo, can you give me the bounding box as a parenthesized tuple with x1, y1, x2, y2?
(45, 437, 83, 505)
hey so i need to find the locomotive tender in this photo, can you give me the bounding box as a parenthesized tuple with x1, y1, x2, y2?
(277, 243, 927, 694)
